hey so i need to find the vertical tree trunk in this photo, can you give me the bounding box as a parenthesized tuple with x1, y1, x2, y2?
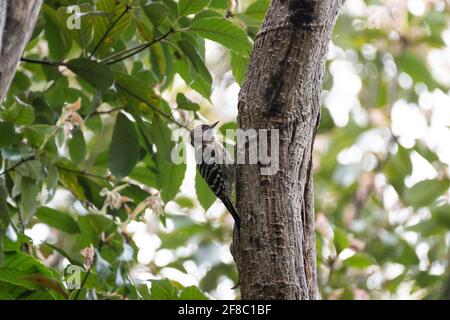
(0, 0, 42, 102)
(231, 0, 344, 300)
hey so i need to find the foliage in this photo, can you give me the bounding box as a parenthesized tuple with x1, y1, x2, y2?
(0, 0, 254, 300)
(0, 0, 449, 300)
(315, 0, 450, 300)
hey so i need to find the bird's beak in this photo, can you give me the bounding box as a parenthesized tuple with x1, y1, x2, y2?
(210, 121, 219, 128)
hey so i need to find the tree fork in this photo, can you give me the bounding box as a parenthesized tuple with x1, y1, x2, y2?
(232, 0, 345, 300)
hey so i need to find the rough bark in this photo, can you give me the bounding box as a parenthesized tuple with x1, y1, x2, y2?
(231, 0, 344, 300)
(0, 1, 6, 56)
(0, 0, 42, 102)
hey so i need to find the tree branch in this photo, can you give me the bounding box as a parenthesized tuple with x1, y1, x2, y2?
(20, 57, 64, 67)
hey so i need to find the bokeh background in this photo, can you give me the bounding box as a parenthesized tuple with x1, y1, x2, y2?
(1, 0, 450, 300)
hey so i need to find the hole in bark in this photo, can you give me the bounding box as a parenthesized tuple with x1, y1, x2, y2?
(288, 0, 315, 29)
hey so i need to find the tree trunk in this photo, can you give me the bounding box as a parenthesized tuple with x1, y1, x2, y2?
(231, 0, 345, 300)
(0, 0, 42, 102)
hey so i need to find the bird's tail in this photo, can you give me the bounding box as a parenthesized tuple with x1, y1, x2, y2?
(221, 197, 241, 233)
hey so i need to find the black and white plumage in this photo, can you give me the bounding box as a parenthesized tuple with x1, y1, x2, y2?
(190, 122, 241, 233)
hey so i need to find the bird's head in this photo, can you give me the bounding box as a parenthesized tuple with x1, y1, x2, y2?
(189, 121, 219, 146)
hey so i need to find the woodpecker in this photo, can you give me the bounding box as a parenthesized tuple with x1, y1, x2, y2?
(190, 122, 241, 234)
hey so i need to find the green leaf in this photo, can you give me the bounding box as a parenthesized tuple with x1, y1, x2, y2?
(403, 179, 450, 209)
(141, 1, 170, 27)
(108, 113, 140, 179)
(189, 17, 252, 56)
(0, 252, 57, 287)
(397, 240, 419, 266)
(396, 52, 437, 89)
(243, 0, 269, 21)
(0, 122, 19, 148)
(178, 0, 211, 16)
(1, 145, 34, 162)
(42, 243, 85, 268)
(130, 164, 158, 189)
(114, 72, 160, 110)
(68, 128, 86, 165)
(0, 184, 10, 231)
(35, 207, 80, 234)
(6, 98, 35, 126)
(333, 227, 349, 254)
(150, 43, 167, 82)
(190, 74, 212, 99)
(137, 19, 154, 42)
(175, 196, 195, 209)
(0, 184, 10, 267)
(385, 145, 412, 194)
(344, 252, 375, 269)
(91, 0, 132, 57)
(42, 4, 72, 60)
(177, 39, 212, 85)
(66, 58, 114, 91)
(151, 115, 174, 162)
(149, 279, 178, 299)
(210, 0, 228, 9)
(15, 160, 45, 181)
(176, 93, 200, 111)
(157, 158, 186, 203)
(0, 234, 4, 268)
(20, 178, 39, 220)
(195, 170, 216, 211)
(179, 286, 208, 300)
(80, 214, 113, 234)
(96, 251, 112, 281)
(431, 205, 450, 229)
(44, 161, 59, 193)
(77, 214, 113, 246)
(230, 51, 248, 85)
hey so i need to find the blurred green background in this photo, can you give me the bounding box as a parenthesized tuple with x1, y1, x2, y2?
(0, 0, 450, 300)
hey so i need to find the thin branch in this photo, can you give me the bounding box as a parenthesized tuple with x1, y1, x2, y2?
(104, 43, 148, 63)
(0, 156, 35, 177)
(20, 57, 64, 67)
(73, 254, 97, 300)
(104, 28, 174, 65)
(89, 5, 131, 60)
